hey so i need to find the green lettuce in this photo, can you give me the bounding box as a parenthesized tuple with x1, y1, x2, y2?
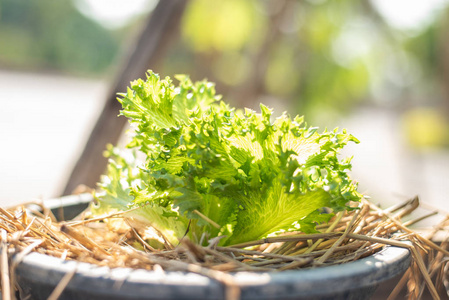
(93, 71, 362, 247)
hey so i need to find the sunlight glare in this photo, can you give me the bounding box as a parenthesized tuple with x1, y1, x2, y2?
(371, 0, 448, 33)
(75, 0, 158, 29)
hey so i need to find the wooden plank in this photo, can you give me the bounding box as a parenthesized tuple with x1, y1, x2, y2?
(62, 0, 188, 195)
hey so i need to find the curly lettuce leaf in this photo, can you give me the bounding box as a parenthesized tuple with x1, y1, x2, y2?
(92, 146, 189, 247)
(94, 71, 362, 247)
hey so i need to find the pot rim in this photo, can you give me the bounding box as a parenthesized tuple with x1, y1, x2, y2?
(13, 194, 411, 299)
(17, 242, 410, 286)
(15, 245, 410, 299)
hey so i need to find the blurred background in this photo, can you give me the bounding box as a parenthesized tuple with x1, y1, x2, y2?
(1, 0, 449, 212)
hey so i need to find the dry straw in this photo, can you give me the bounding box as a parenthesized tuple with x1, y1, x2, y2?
(0, 196, 448, 300)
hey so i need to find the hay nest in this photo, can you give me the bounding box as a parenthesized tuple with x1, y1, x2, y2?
(1, 196, 449, 300)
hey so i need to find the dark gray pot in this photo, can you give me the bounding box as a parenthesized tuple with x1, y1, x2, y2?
(13, 194, 411, 300)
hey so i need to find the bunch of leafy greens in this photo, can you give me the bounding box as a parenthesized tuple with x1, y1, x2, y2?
(93, 71, 362, 247)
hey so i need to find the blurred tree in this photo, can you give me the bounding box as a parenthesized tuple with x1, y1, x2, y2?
(167, 0, 449, 143)
(387, 3, 449, 149)
(2, 0, 449, 145)
(168, 0, 376, 122)
(0, 0, 120, 75)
